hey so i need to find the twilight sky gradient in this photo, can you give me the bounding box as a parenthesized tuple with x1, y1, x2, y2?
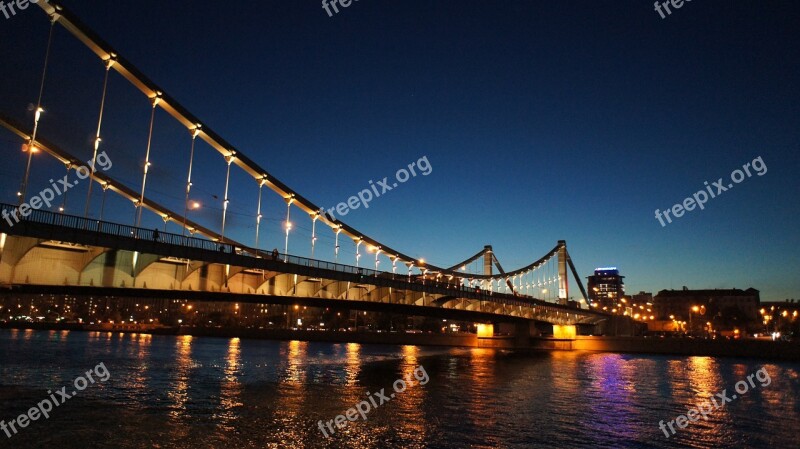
(0, 1, 798, 301)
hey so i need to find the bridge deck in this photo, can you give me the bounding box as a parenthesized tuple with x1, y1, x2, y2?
(0, 203, 607, 325)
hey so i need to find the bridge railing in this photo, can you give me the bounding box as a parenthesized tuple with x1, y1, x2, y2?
(1, 203, 415, 278)
(0, 203, 586, 312)
(1, 202, 405, 277)
(1, 203, 236, 254)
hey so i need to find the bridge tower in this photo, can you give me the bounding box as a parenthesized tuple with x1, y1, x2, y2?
(558, 240, 568, 305)
(483, 245, 493, 291)
(483, 245, 493, 276)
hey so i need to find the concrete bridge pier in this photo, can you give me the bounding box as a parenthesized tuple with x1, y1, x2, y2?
(487, 321, 579, 348)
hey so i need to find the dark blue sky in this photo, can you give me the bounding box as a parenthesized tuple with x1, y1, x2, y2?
(0, 1, 798, 300)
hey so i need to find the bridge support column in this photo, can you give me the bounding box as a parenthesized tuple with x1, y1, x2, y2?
(515, 321, 533, 347)
(557, 240, 568, 305)
(494, 322, 537, 348)
(553, 324, 576, 339)
(476, 323, 494, 337)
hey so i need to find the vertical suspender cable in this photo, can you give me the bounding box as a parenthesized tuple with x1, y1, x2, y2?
(182, 126, 200, 235)
(334, 226, 342, 263)
(85, 57, 115, 217)
(136, 94, 161, 228)
(20, 19, 56, 206)
(254, 177, 265, 250)
(59, 163, 70, 212)
(220, 152, 235, 241)
(283, 196, 294, 262)
(310, 213, 318, 260)
(98, 183, 109, 221)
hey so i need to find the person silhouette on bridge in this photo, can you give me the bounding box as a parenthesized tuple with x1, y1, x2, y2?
(152, 228, 160, 242)
(272, 248, 279, 260)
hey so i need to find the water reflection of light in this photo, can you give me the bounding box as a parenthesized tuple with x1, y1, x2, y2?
(125, 332, 153, 394)
(584, 354, 639, 440)
(688, 357, 720, 399)
(458, 348, 497, 444)
(273, 340, 309, 444)
(166, 335, 193, 441)
(590, 354, 626, 392)
(133, 332, 152, 361)
(216, 337, 243, 429)
(331, 342, 366, 440)
(401, 345, 419, 366)
(392, 345, 428, 445)
(283, 340, 308, 385)
(665, 357, 726, 446)
(169, 335, 193, 416)
(345, 342, 361, 386)
(758, 365, 796, 429)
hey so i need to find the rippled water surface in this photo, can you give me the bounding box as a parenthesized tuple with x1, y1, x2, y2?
(1, 329, 799, 448)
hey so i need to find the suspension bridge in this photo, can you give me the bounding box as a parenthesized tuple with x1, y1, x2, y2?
(0, 1, 609, 338)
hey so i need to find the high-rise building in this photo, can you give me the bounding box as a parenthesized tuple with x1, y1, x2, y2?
(587, 267, 625, 310)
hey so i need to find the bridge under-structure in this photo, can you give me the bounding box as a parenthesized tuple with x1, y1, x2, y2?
(0, 1, 617, 342)
(0, 204, 607, 334)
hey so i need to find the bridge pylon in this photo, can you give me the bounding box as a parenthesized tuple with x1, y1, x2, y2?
(483, 245, 493, 276)
(558, 240, 568, 306)
(483, 245, 493, 291)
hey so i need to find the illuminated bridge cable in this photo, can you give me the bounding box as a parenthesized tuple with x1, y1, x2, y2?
(566, 249, 590, 305)
(445, 247, 491, 272)
(26, 1, 585, 295)
(254, 176, 266, 249)
(59, 162, 70, 213)
(489, 253, 515, 294)
(0, 115, 243, 247)
(310, 211, 319, 260)
(20, 17, 56, 206)
(221, 152, 235, 241)
(26, 1, 463, 275)
(334, 225, 342, 263)
(355, 237, 362, 267)
(136, 94, 161, 228)
(182, 126, 200, 236)
(99, 182, 109, 221)
(85, 56, 115, 218)
(283, 196, 294, 262)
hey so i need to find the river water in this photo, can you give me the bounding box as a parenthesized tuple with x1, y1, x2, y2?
(0, 329, 798, 448)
